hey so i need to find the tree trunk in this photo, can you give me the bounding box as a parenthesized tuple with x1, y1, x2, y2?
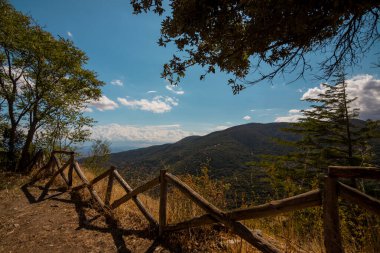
(6, 98, 17, 171)
(6, 125, 17, 171)
(18, 123, 37, 172)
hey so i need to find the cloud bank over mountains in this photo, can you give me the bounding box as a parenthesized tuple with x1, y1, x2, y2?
(276, 75, 380, 122)
(275, 109, 302, 123)
(90, 123, 197, 146)
(86, 75, 380, 146)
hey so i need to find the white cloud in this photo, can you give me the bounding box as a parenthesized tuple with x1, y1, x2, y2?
(89, 95, 119, 111)
(243, 115, 251, 121)
(250, 108, 274, 113)
(82, 107, 93, 113)
(90, 123, 196, 144)
(302, 74, 380, 120)
(111, 79, 123, 86)
(117, 95, 178, 113)
(147, 90, 157, 93)
(275, 109, 303, 122)
(67, 31, 73, 37)
(166, 85, 185, 95)
(214, 125, 230, 131)
(346, 75, 380, 119)
(288, 109, 301, 114)
(301, 84, 326, 100)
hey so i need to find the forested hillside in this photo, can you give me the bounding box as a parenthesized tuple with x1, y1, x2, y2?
(109, 123, 295, 174)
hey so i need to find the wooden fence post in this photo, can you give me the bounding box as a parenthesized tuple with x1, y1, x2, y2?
(68, 154, 75, 187)
(52, 154, 70, 186)
(105, 167, 115, 206)
(159, 169, 168, 236)
(323, 175, 344, 253)
(112, 170, 158, 226)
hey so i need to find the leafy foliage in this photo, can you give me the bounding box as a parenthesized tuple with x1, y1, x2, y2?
(108, 123, 300, 204)
(83, 139, 111, 175)
(259, 72, 379, 195)
(0, 0, 103, 170)
(298, 73, 378, 167)
(131, 0, 380, 92)
(251, 72, 380, 251)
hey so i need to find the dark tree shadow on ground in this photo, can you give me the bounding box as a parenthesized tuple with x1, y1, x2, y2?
(21, 183, 176, 253)
(21, 183, 66, 203)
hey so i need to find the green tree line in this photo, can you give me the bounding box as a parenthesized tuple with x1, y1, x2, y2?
(257, 70, 379, 196)
(0, 0, 104, 171)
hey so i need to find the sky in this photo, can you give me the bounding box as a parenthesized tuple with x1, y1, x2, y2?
(10, 0, 380, 150)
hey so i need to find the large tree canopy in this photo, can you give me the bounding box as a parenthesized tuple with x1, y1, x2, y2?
(131, 0, 380, 93)
(0, 0, 104, 170)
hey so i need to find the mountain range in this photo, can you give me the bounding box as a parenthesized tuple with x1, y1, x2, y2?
(107, 122, 299, 194)
(102, 121, 379, 204)
(108, 121, 380, 176)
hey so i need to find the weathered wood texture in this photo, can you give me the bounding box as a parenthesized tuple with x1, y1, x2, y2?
(338, 182, 380, 215)
(159, 170, 168, 236)
(165, 173, 282, 253)
(112, 170, 157, 225)
(228, 189, 322, 220)
(166, 189, 322, 231)
(110, 177, 160, 210)
(72, 168, 112, 191)
(37, 156, 73, 201)
(73, 162, 106, 209)
(165, 173, 224, 217)
(328, 166, 380, 179)
(104, 169, 115, 206)
(68, 157, 74, 187)
(28, 152, 380, 253)
(323, 176, 344, 253)
(52, 155, 70, 186)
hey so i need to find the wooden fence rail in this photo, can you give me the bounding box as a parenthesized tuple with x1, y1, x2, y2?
(25, 150, 380, 253)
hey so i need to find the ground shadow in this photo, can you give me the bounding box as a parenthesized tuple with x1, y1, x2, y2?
(21, 183, 66, 204)
(69, 190, 177, 253)
(21, 183, 175, 252)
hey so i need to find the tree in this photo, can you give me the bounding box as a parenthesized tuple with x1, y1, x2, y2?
(294, 73, 377, 168)
(277, 71, 380, 250)
(261, 70, 379, 194)
(0, 0, 104, 171)
(34, 106, 95, 152)
(83, 139, 111, 174)
(131, 0, 380, 93)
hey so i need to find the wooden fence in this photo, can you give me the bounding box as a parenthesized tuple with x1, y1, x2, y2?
(26, 150, 380, 253)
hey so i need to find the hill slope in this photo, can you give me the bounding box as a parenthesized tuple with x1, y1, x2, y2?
(109, 122, 298, 179)
(107, 121, 380, 203)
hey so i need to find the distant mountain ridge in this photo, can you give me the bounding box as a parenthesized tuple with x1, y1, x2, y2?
(108, 122, 299, 179)
(105, 121, 380, 204)
(108, 120, 380, 177)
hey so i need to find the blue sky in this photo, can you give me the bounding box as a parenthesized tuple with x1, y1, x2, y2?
(11, 0, 380, 149)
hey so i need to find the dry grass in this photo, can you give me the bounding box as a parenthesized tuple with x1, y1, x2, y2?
(26, 157, 380, 253)
(0, 170, 28, 191)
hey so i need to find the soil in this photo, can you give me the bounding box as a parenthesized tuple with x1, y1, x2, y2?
(0, 179, 169, 253)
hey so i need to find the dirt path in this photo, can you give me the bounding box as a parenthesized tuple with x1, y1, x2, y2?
(0, 184, 168, 253)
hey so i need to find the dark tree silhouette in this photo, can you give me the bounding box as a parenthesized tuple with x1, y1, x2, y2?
(131, 0, 380, 93)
